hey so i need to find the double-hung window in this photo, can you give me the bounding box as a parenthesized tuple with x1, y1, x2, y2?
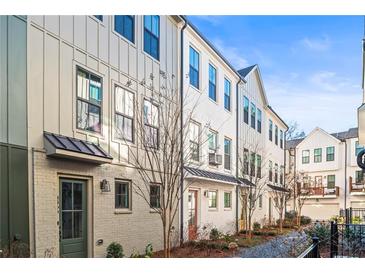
(115, 15, 135, 43)
(150, 184, 161, 208)
(189, 121, 200, 162)
(76, 68, 102, 133)
(208, 191, 217, 209)
(256, 154, 262, 178)
(302, 150, 310, 164)
(190, 46, 200, 89)
(269, 119, 273, 141)
(269, 160, 273, 182)
(280, 130, 283, 148)
(356, 170, 364, 184)
(280, 166, 284, 185)
(115, 86, 134, 142)
(243, 148, 249, 175)
(327, 175, 335, 189)
(224, 192, 231, 208)
(250, 103, 256, 129)
(94, 15, 103, 22)
(208, 130, 217, 151)
(274, 163, 278, 184)
(143, 99, 159, 149)
(144, 16, 160, 60)
(224, 78, 231, 110)
(275, 125, 278, 145)
(115, 180, 131, 210)
(224, 138, 231, 170)
(314, 148, 322, 163)
(208, 64, 216, 100)
(326, 146, 335, 161)
(250, 152, 256, 177)
(243, 96, 249, 124)
(258, 195, 263, 208)
(257, 109, 262, 133)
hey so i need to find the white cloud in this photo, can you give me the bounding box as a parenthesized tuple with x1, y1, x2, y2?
(309, 71, 350, 92)
(211, 38, 249, 69)
(300, 35, 331, 51)
(194, 16, 222, 26)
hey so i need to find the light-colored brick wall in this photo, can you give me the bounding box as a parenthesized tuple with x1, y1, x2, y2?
(32, 150, 178, 257)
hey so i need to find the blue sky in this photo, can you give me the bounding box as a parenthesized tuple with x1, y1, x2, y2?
(189, 16, 364, 135)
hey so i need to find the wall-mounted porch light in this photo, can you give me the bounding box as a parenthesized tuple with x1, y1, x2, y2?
(100, 179, 111, 193)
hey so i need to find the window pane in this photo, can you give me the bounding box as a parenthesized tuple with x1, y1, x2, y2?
(89, 78, 101, 103)
(144, 15, 152, 31)
(73, 183, 82, 210)
(88, 104, 101, 132)
(62, 182, 72, 210)
(62, 212, 72, 239)
(124, 16, 134, 42)
(77, 70, 89, 100)
(144, 30, 151, 54)
(73, 211, 83, 238)
(152, 16, 159, 37)
(77, 100, 89, 130)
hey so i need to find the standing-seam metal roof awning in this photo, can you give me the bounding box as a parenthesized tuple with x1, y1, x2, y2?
(267, 183, 290, 193)
(44, 132, 113, 164)
(184, 166, 252, 186)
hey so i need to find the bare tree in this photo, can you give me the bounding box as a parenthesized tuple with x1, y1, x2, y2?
(286, 121, 305, 141)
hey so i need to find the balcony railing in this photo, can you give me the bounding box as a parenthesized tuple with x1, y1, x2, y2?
(299, 186, 339, 197)
(349, 177, 365, 193)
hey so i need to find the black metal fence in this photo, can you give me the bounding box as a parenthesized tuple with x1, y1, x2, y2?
(340, 207, 365, 224)
(330, 221, 365, 257)
(298, 236, 320, 258)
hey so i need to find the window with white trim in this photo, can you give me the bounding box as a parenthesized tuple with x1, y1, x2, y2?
(115, 86, 134, 142)
(143, 99, 159, 149)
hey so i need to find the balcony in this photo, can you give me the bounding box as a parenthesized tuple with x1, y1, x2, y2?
(349, 180, 365, 195)
(299, 186, 340, 199)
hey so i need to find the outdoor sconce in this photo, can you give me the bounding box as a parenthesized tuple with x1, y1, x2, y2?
(100, 179, 111, 193)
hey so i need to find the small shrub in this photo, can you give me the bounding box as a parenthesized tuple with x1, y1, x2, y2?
(330, 215, 345, 224)
(253, 222, 261, 231)
(145, 243, 153, 257)
(285, 210, 298, 221)
(222, 233, 233, 242)
(106, 242, 124, 258)
(300, 215, 312, 225)
(352, 216, 362, 224)
(304, 222, 330, 247)
(209, 228, 221, 241)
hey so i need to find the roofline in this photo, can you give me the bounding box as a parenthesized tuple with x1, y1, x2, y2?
(181, 16, 246, 84)
(267, 105, 289, 130)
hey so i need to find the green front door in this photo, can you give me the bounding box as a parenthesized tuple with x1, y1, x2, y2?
(60, 179, 87, 258)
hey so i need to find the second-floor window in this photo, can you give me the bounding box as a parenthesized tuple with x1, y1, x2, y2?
(250, 152, 256, 177)
(94, 15, 103, 22)
(355, 141, 364, 156)
(115, 15, 135, 43)
(208, 64, 216, 101)
(250, 103, 256, 129)
(208, 130, 217, 151)
(243, 96, 249, 124)
(302, 150, 309, 164)
(76, 68, 102, 133)
(275, 125, 278, 145)
(257, 154, 262, 178)
(327, 175, 335, 189)
(314, 148, 322, 163)
(143, 99, 159, 149)
(224, 138, 231, 170)
(190, 46, 200, 89)
(243, 148, 249, 175)
(269, 119, 273, 141)
(144, 15, 160, 60)
(356, 170, 364, 184)
(189, 121, 200, 162)
(274, 163, 278, 184)
(257, 108, 262, 133)
(115, 86, 134, 142)
(326, 146, 335, 161)
(280, 166, 284, 184)
(224, 78, 231, 111)
(269, 160, 273, 182)
(280, 130, 283, 149)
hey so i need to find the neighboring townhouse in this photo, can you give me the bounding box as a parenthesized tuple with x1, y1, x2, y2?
(286, 127, 365, 220)
(237, 65, 288, 228)
(17, 15, 184, 257)
(181, 22, 248, 240)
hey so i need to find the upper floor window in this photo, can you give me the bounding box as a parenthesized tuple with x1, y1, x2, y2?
(355, 141, 364, 156)
(189, 46, 200, 89)
(326, 146, 335, 161)
(280, 130, 283, 149)
(257, 109, 262, 133)
(274, 163, 278, 184)
(208, 190, 217, 209)
(208, 130, 218, 151)
(243, 96, 249, 124)
(76, 68, 102, 133)
(115, 180, 131, 210)
(143, 99, 159, 149)
(256, 154, 262, 178)
(150, 184, 161, 208)
(250, 152, 256, 177)
(258, 195, 263, 208)
(302, 150, 309, 164)
(224, 192, 232, 208)
(115, 86, 134, 142)
(356, 170, 364, 184)
(268, 160, 273, 182)
(189, 121, 200, 162)
(250, 103, 256, 129)
(327, 175, 335, 189)
(274, 125, 278, 145)
(208, 64, 216, 100)
(243, 148, 249, 175)
(224, 138, 231, 170)
(115, 15, 135, 43)
(280, 166, 284, 185)
(224, 78, 231, 111)
(144, 15, 160, 60)
(314, 148, 322, 163)
(269, 119, 273, 141)
(94, 15, 103, 22)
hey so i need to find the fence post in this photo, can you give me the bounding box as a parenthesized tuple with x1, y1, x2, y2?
(330, 221, 338, 258)
(349, 207, 353, 224)
(312, 236, 319, 258)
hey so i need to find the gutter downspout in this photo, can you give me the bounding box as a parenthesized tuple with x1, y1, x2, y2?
(31, 148, 36, 257)
(179, 19, 187, 246)
(344, 140, 348, 210)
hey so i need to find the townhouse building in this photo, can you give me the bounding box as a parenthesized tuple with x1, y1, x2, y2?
(237, 65, 288, 228)
(286, 127, 365, 220)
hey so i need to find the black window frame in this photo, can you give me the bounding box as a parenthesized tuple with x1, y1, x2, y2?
(274, 163, 278, 184)
(275, 125, 278, 145)
(94, 15, 103, 22)
(250, 152, 256, 177)
(189, 120, 200, 162)
(327, 175, 336, 189)
(143, 99, 159, 149)
(257, 108, 262, 133)
(302, 150, 310, 164)
(115, 180, 131, 210)
(150, 183, 161, 208)
(314, 148, 322, 163)
(143, 15, 160, 60)
(326, 146, 335, 161)
(189, 46, 200, 89)
(224, 78, 231, 111)
(280, 130, 283, 149)
(224, 192, 232, 208)
(208, 63, 216, 101)
(269, 161, 273, 182)
(115, 85, 135, 143)
(243, 96, 249, 124)
(114, 15, 135, 43)
(250, 102, 256, 129)
(224, 137, 231, 170)
(256, 154, 262, 179)
(243, 148, 249, 175)
(269, 119, 273, 141)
